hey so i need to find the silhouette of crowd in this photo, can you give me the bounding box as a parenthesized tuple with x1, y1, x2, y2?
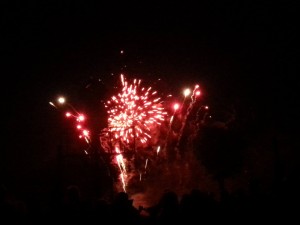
(1, 176, 297, 225)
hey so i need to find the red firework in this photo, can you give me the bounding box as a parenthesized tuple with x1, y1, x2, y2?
(105, 74, 167, 148)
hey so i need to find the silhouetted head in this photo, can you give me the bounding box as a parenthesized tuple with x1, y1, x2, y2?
(114, 192, 133, 206)
(66, 185, 81, 203)
(160, 190, 178, 208)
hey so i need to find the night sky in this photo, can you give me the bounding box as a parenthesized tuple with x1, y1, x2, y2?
(1, 1, 298, 201)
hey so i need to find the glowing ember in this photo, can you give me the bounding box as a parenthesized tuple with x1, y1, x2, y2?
(183, 88, 191, 97)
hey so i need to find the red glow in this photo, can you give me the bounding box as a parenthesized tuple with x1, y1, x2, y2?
(173, 103, 180, 111)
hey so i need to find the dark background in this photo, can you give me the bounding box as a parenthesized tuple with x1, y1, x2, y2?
(1, 1, 298, 201)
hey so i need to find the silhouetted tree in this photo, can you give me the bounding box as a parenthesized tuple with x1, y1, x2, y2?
(195, 117, 246, 199)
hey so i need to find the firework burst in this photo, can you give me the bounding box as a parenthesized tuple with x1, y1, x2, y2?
(105, 74, 167, 148)
(50, 74, 211, 196)
(103, 74, 168, 192)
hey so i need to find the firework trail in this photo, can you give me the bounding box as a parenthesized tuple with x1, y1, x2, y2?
(175, 85, 201, 157)
(49, 97, 91, 154)
(163, 103, 180, 152)
(194, 105, 209, 136)
(104, 74, 167, 192)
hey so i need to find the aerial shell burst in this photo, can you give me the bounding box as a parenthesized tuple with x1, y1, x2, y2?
(105, 74, 168, 149)
(103, 74, 168, 192)
(50, 74, 211, 196)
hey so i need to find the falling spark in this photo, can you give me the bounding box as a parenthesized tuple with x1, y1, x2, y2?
(49, 102, 57, 108)
(156, 146, 161, 155)
(170, 103, 180, 124)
